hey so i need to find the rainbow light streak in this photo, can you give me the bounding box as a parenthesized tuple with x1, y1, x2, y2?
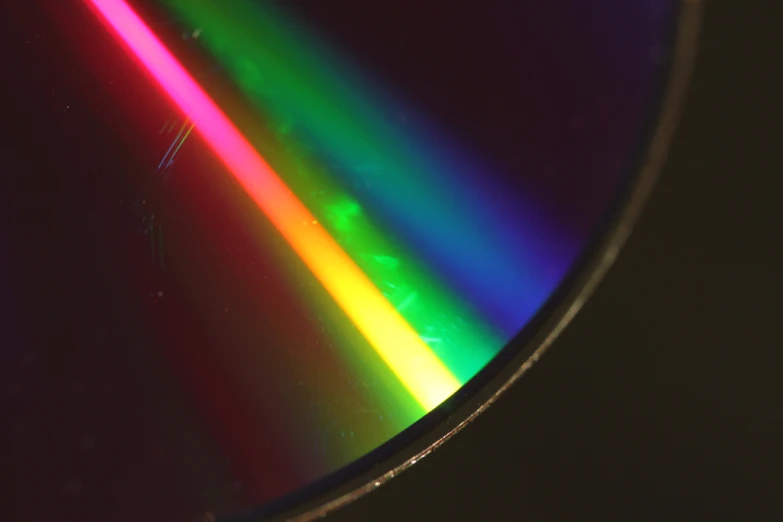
(258, 136, 503, 383)
(86, 0, 460, 411)
(161, 0, 554, 334)
(155, 0, 506, 382)
(220, 85, 502, 382)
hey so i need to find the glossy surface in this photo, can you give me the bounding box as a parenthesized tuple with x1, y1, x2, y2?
(3, 1, 676, 519)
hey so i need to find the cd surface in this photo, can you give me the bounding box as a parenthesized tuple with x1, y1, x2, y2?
(2, 1, 697, 520)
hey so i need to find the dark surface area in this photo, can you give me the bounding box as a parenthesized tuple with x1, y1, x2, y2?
(329, 2, 783, 521)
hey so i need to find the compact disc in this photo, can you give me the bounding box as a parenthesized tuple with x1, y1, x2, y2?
(1, 1, 695, 520)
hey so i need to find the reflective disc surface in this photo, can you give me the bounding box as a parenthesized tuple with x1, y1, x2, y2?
(2, 1, 686, 520)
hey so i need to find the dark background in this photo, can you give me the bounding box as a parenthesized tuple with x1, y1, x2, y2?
(329, 2, 783, 520)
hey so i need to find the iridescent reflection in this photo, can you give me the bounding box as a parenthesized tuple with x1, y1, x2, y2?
(3, 1, 676, 519)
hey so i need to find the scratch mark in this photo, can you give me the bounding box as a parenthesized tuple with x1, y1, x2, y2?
(165, 121, 194, 170)
(158, 119, 190, 170)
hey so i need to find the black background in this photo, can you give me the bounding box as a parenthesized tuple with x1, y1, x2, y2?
(328, 2, 783, 520)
